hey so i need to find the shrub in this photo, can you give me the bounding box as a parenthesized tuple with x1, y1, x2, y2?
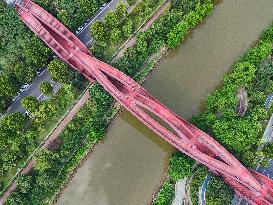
(167, 21, 190, 48)
(206, 176, 234, 205)
(127, 0, 136, 6)
(21, 96, 40, 113)
(190, 166, 208, 205)
(169, 152, 195, 181)
(39, 82, 53, 96)
(153, 180, 175, 205)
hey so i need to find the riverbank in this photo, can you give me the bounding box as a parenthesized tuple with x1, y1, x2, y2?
(193, 22, 273, 205)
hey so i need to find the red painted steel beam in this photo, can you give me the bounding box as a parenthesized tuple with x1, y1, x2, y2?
(10, 0, 273, 204)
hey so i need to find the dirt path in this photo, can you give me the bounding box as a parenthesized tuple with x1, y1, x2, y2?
(114, 1, 170, 59)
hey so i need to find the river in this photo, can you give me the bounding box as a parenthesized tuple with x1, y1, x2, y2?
(57, 0, 273, 204)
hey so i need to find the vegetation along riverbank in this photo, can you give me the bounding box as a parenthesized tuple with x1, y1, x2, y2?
(153, 21, 273, 205)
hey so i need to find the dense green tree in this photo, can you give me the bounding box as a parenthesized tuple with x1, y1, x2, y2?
(35, 149, 57, 172)
(136, 33, 148, 54)
(206, 176, 234, 205)
(21, 96, 39, 113)
(110, 28, 122, 44)
(0, 74, 18, 98)
(261, 143, 273, 159)
(127, 0, 136, 6)
(90, 41, 108, 59)
(122, 19, 133, 37)
(35, 100, 58, 125)
(0, 2, 53, 111)
(224, 62, 256, 86)
(153, 180, 175, 205)
(39, 82, 53, 96)
(169, 152, 195, 181)
(91, 21, 107, 42)
(17, 175, 33, 194)
(48, 59, 85, 89)
(0, 113, 27, 133)
(115, 2, 128, 21)
(172, 0, 197, 10)
(167, 21, 190, 48)
(47, 60, 71, 84)
(79, 0, 99, 18)
(105, 11, 119, 29)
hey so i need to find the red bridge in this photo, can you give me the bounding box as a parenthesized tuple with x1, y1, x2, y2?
(7, 0, 273, 204)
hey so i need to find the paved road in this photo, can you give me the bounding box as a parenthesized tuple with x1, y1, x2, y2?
(4, 0, 129, 116)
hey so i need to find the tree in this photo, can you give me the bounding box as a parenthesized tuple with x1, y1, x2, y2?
(0, 74, 18, 98)
(153, 180, 175, 205)
(169, 152, 195, 181)
(167, 21, 190, 48)
(90, 21, 107, 42)
(206, 176, 234, 205)
(105, 11, 119, 29)
(90, 41, 107, 59)
(78, 0, 98, 18)
(17, 175, 33, 194)
(136, 33, 148, 54)
(21, 96, 39, 113)
(0, 113, 27, 133)
(224, 62, 256, 87)
(35, 149, 58, 172)
(48, 59, 85, 88)
(35, 100, 58, 125)
(261, 143, 273, 159)
(110, 28, 122, 44)
(115, 2, 128, 21)
(48, 60, 71, 84)
(126, 0, 136, 6)
(34, 151, 50, 172)
(122, 19, 133, 38)
(39, 82, 53, 96)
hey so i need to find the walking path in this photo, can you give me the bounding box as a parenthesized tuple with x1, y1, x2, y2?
(264, 93, 273, 109)
(171, 178, 187, 205)
(200, 174, 211, 205)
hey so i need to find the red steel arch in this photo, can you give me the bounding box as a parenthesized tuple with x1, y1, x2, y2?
(9, 0, 273, 204)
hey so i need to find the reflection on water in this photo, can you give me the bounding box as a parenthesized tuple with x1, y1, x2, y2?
(57, 0, 273, 204)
